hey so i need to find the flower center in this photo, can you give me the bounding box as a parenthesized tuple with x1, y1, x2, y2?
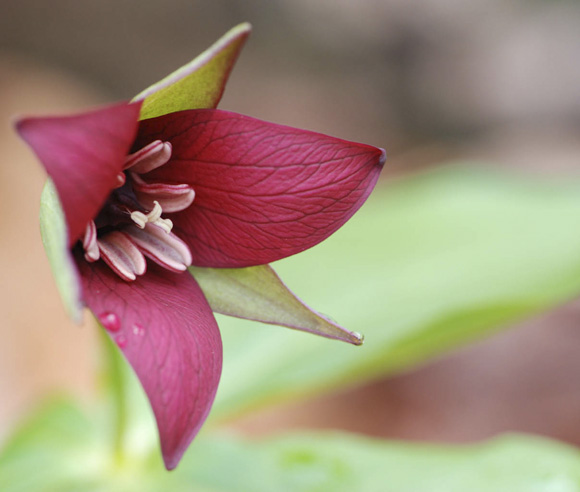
(80, 140, 194, 281)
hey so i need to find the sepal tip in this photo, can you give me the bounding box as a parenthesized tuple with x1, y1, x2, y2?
(379, 148, 387, 167)
(350, 331, 365, 346)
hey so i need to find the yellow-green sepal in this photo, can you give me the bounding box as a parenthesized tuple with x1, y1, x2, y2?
(133, 23, 252, 119)
(190, 264, 363, 345)
(39, 180, 83, 323)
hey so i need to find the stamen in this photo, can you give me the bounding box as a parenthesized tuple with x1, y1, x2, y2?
(114, 172, 126, 188)
(124, 140, 162, 168)
(131, 173, 195, 213)
(82, 220, 100, 262)
(124, 223, 192, 273)
(130, 200, 173, 233)
(124, 140, 172, 174)
(97, 231, 146, 281)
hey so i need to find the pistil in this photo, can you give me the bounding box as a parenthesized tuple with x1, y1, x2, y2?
(130, 201, 173, 233)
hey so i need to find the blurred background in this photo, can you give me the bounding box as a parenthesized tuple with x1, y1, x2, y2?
(2, 0, 580, 452)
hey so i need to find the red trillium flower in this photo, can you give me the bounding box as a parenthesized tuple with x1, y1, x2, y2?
(15, 24, 385, 469)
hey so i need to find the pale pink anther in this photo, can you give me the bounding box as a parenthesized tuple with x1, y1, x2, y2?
(131, 173, 195, 213)
(124, 223, 193, 273)
(115, 172, 126, 188)
(82, 220, 99, 262)
(124, 140, 163, 169)
(124, 140, 172, 174)
(97, 231, 147, 281)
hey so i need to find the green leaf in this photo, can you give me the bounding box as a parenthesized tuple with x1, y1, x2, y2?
(0, 399, 162, 492)
(179, 433, 580, 492)
(3, 400, 580, 491)
(0, 400, 109, 492)
(133, 23, 251, 119)
(39, 180, 83, 323)
(190, 264, 363, 345)
(211, 165, 580, 419)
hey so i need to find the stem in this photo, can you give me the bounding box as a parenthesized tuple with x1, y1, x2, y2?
(100, 329, 127, 466)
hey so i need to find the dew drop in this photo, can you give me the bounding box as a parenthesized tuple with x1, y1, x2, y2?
(132, 323, 145, 337)
(99, 312, 120, 332)
(115, 334, 128, 349)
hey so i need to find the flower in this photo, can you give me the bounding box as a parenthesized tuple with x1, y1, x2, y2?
(15, 24, 385, 469)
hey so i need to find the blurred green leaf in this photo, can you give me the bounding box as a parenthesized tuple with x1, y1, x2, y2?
(212, 165, 580, 419)
(180, 433, 580, 492)
(0, 399, 189, 492)
(3, 400, 580, 491)
(0, 400, 109, 492)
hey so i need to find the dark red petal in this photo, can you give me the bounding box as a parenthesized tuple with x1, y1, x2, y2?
(16, 102, 142, 245)
(136, 109, 386, 267)
(77, 259, 222, 470)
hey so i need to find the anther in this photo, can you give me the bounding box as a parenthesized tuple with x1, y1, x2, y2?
(97, 231, 147, 282)
(125, 223, 192, 273)
(131, 173, 195, 213)
(114, 172, 126, 188)
(82, 220, 100, 262)
(124, 140, 172, 174)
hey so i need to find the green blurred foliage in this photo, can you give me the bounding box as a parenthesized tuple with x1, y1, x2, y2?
(2, 400, 580, 491)
(212, 165, 580, 420)
(6, 165, 580, 489)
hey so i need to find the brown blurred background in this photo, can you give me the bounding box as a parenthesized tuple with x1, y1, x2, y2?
(1, 0, 580, 445)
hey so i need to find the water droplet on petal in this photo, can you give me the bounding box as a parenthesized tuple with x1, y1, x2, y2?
(115, 334, 128, 349)
(99, 312, 120, 332)
(132, 323, 145, 337)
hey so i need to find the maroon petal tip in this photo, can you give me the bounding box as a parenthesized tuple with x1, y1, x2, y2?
(379, 148, 387, 167)
(78, 259, 222, 471)
(137, 109, 386, 267)
(16, 101, 143, 245)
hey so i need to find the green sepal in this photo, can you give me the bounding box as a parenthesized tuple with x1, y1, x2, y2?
(190, 264, 363, 345)
(39, 180, 83, 323)
(134, 23, 252, 119)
